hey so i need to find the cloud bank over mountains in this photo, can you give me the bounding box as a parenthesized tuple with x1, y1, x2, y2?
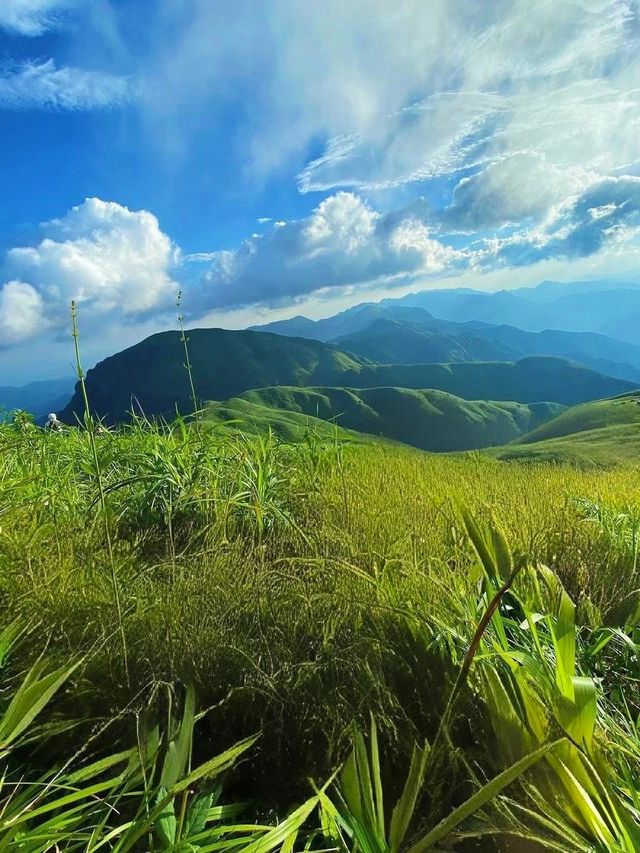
(2, 0, 640, 358)
(3, 178, 640, 348)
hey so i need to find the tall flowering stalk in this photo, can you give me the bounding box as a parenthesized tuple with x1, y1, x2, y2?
(176, 291, 201, 435)
(71, 300, 129, 685)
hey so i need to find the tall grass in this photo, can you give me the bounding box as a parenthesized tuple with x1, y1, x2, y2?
(1, 411, 640, 847)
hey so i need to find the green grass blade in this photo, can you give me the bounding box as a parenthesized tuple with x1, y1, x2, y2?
(369, 716, 385, 841)
(389, 740, 429, 853)
(407, 738, 566, 853)
(161, 683, 196, 789)
(235, 795, 319, 853)
(0, 660, 79, 751)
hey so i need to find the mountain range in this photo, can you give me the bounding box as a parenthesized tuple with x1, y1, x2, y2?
(5, 278, 640, 464)
(251, 297, 640, 382)
(386, 279, 640, 344)
(0, 378, 74, 421)
(60, 326, 636, 425)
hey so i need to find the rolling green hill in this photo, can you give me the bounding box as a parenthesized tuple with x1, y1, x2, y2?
(207, 386, 566, 451)
(338, 357, 636, 406)
(490, 393, 640, 465)
(60, 327, 637, 424)
(202, 396, 366, 443)
(61, 328, 370, 424)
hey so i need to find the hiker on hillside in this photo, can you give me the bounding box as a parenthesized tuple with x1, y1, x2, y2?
(44, 413, 64, 433)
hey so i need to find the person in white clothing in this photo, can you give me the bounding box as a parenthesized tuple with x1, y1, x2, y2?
(45, 413, 64, 433)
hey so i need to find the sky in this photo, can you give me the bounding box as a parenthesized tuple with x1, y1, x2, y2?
(2, 0, 640, 383)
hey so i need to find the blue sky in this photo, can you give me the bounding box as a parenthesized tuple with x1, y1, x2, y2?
(2, 0, 640, 382)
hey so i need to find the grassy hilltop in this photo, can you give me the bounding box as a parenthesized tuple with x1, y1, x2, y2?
(492, 392, 640, 465)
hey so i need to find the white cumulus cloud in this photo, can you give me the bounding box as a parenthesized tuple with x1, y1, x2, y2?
(200, 192, 465, 308)
(0, 281, 44, 346)
(198, 181, 640, 310)
(0, 198, 178, 346)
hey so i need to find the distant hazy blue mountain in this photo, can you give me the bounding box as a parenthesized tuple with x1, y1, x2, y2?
(332, 317, 519, 365)
(250, 290, 640, 382)
(386, 280, 640, 343)
(251, 302, 407, 342)
(0, 378, 74, 420)
(510, 279, 639, 301)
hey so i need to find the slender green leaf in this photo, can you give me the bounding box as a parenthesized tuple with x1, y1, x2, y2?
(389, 740, 429, 853)
(407, 739, 566, 852)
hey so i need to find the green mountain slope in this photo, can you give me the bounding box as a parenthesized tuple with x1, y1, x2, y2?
(337, 357, 636, 406)
(60, 328, 370, 424)
(202, 396, 366, 443)
(490, 393, 640, 465)
(207, 386, 566, 452)
(60, 327, 637, 424)
(459, 321, 640, 382)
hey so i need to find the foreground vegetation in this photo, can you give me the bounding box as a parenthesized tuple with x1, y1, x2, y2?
(2, 413, 640, 849)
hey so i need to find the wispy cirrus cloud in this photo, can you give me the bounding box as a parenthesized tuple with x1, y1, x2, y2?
(294, 2, 639, 202)
(0, 60, 132, 110)
(0, 0, 77, 36)
(127, 0, 640, 311)
(141, 0, 639, 192)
